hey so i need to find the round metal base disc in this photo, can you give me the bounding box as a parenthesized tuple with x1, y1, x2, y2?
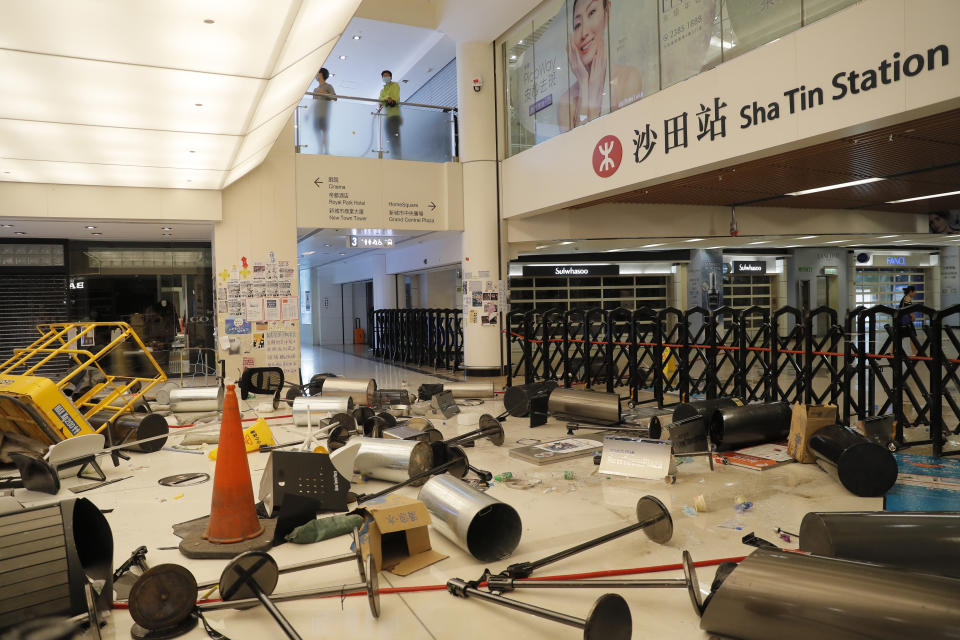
(583, 593, 632, 640)
(446, 445, 470, 478)
(354, 407, 376, 432)
(130, 614, 198, 640)
(219, 551, 279, 601)
(366, 556, 381, 618)
(327, 425, 353, 451)
(352, 529, 367, 582)
(636, 495, 673, 544)
(479, 415, 505, 446)
(128, 564, 199, 631)
(682, 550, 704, 616)
(423, 427, 444, 443)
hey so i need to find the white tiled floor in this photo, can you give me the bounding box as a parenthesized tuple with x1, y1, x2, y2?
(8, 346, 882, 639)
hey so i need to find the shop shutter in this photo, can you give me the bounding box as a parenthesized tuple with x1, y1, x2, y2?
(0, 273, 70, 378)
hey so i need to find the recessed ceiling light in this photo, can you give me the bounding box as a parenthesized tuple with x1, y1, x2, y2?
(339, 55, 347, 60)
(189, 150, 195, 153)
(203, 19, 215, 24)
(303, 250, 315, 255)
(535, 244, 549, 250)
(891, 239, 911, 243)
(786, 177, 885, 197)
(352, 35, 361, 40)
(0, 224, 12, 228)
(518, 40, 524, 45)
(684, 238, 704, 242)
(510, 55, 517, 61)
(14, 231, 25, 235)
(558, 241, 574, 245)
(824, 240, 846, 244)
(186, 180, 192, 183)
(887, 189, 960, 204)
(195, 103, 203, 107)
(161, 227, 173, 231)
(91, 232, 102, 236)
(85, 226, 97, 230)
(2, 171, 9, 174)
(323, 244, 331, 248)
(339, 252, 345, 256)
(748, 240, 770, 245)
(783, 245, 800, 248)
(642, 243, 664, 248)
(877, 235, 899, 239)
(162, 233, 172, 237)
(796, 235, 818, 240)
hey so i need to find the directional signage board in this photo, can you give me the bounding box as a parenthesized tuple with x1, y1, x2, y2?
(295, 155, 462, 232)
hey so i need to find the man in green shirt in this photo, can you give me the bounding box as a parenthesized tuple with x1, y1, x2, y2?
(378, 69, 402, 159)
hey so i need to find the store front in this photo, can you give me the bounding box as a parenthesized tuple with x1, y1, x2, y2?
(722, 255, 787, 329)
(507, 259, 680, 315)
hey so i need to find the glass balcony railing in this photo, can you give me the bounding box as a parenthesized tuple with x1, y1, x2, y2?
(295, 92, 458, 163)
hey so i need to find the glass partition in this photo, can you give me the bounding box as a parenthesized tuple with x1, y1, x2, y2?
(295, 94, 456, 163)
(502, 0, 862, 156)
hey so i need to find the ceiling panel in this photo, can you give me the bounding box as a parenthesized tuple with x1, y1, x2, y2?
(0, 1, 360, 190)
(0, 0, 297, 77)
(0, 158, 224, 190)
(0, 50, 264, 134)
(273, 0, 363, 75)
(0, 218, 213, 242)
(0, 119, 238, 169)
(248, 43, 335, 130)
(574, 108, 960, 214)
(224, 147, 272, 187)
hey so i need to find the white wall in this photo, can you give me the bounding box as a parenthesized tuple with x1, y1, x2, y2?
(214, 119, 299, 379)
(0, 181, 221, 222)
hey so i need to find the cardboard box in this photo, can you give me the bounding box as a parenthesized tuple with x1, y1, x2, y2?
(356, 495, 447, 576)
(788, 404, 838, 463)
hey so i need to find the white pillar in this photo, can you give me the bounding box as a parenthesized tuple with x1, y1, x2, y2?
(457, 41, 503, 376)
(371, 255, 397, 310)
(941, 246, 960, 309)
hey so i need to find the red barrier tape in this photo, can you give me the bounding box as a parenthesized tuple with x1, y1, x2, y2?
(112, 555, 747, 609)
(501, 330, 956, 363)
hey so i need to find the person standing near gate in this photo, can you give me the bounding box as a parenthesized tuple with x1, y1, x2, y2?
(898, 285, 918, 357)
(377, 70, 402, 159)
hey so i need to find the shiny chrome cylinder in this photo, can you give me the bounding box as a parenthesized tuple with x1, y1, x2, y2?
(443, 382, 495, 398)
(700, 549, 960, 640)
(800, 511, 960, 578)
(168, 386, 223, 412)
(418, 474, 522, 562)
(548, 388, 621, 423)
(292, 396, 355, 425)
(320, 378, 377, 406)
(352, 437, 434, 484)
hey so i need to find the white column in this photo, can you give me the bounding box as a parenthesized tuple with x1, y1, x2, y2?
(371, 255, 397, 310)
(941, 246, 960, 309)
(457, 41, 503, 376)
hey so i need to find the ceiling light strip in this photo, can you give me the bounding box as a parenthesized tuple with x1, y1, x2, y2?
(786, 177, 885, 197)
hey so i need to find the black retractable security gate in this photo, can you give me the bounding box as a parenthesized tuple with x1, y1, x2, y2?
(371, 308, 463, 372)
(460, 302, 960, 459)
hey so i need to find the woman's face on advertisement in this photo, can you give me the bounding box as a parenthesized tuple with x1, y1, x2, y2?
(573, 0, 605, 67)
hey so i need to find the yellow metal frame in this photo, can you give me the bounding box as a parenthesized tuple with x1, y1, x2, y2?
(0, 322, 167, 435)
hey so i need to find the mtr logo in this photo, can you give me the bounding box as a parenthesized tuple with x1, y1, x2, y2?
(592, 135, 622, 178)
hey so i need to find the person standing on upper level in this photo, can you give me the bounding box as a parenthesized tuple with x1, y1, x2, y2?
(313, 68, 336, 154)
(378, 69, 402, 159)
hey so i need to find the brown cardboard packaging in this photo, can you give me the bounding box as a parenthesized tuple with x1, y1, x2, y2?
(357, 495, 447, 576)
(787, 404, 838, 463)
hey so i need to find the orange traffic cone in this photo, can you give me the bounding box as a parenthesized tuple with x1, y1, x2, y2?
(203, 384, 264, 543)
